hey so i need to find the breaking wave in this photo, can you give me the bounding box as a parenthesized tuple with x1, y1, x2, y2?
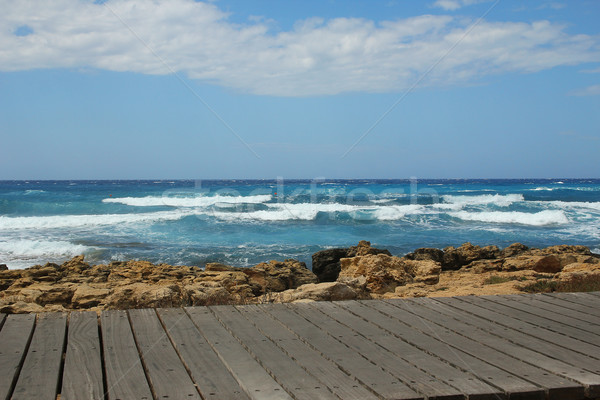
(449, 210, 569, 226)
(442, 194, 524, 207)
(103, 194, 273, 207)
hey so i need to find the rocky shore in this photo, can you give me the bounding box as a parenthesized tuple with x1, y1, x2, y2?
(1, 241, 599, 314)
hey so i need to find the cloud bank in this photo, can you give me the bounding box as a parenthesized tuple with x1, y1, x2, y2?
(1, 0, 599, 96)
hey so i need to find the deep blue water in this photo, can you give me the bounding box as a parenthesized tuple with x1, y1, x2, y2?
(1, 179, 599, 269)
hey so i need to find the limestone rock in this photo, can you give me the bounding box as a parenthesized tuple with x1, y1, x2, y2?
(311, 241, 391, 282)
(339, 254, 441, 294)
(500, 243, 529, 258)
(271, 281, 366, 303)
(71, 285, 111, 308)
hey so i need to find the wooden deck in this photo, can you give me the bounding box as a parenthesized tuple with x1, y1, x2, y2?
(1, 292, 599, 400)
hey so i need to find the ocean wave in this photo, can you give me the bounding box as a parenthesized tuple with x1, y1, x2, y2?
(0, 240, 92, 260)
(103, 194, 273, 207)
(0, 211, 190, 230)
(449, 210, 569, 226)
(373, 205, 425, 220)
(442, 194, 524, 207)
(546, 201, 600, 211)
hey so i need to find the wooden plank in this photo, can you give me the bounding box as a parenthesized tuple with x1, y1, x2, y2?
(535, 294, 600, 320)
(470, 295, 600, 349)
(545, 292, 600, 309)
(290, 302, 464, 400)
(238, 304, 378, 400)
(157, 308, 250, 400)
(12, 313, 67, 400)
(387, 298, 585, 400)
(315, 301, 504, 399)
(434, 296, 600, 374)
(493, 294, 600, 334)
(0, 313, 35, 400)
(186, 305, 293, 400)
(415, 299, 600, 399)
(211, 305, 339, 400)
(348, 299, 548, 400)
(413, 297, 600, 399)
(101, 309, 153, 400)
(265, 303, 422, 400)
(61, 311, 104, 400)
(128, 308, 201, 399)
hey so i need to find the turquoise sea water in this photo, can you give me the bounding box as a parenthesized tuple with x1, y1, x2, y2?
(1, 179, 599, 269)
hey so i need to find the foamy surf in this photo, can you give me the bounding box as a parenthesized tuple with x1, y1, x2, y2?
(442, 194, 524, 207)
(449, 210, 569, 226)
(0, 210, 191, 230)
(103, 194, 273, 207)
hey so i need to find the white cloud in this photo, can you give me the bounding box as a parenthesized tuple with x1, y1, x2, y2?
(568, 84, 600, 96)
(431, 0, 491, 11)
(1, 0, 599, 96)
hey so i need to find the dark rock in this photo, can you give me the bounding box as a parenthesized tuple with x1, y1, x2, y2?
(312, 248, 348, 282)
(312, 241, 392, 282)
(532, 255, 563, 273)
(404, 248, 444, 263)
(442, 243, 500, 270)
(500, 243, 529, 258)
(0, 264, 7, 271)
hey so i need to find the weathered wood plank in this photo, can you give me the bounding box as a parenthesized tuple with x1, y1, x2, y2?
(315, 301, 504, 399)
(455, 295, 600, 355)
(291, 302, 464, 399)
(61, 311, 104, 400)
(417, 297, 600, 399)
(265, 303, 422, 400)
(534, 293, 600, 321)
(157, 308, 250, 400)
(493, 294, 600, 333)
(392, 297, 587, 400)
(12, 313, 67, 400)
(186, 305, 293, 400)
(238, 304, 378, 400)
(128, 308, 201, 399)
(0, 313, 35, 400)
(434, 296, 600, 374)
(545, 292, 600, 310)
(211, 305, 339, 400)
(101, 309, 152, 400)
(469, 295, 600, 349)
(348, 299, 546, 400)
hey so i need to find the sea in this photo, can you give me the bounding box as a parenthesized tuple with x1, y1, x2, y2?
(1, 179, 599, 269)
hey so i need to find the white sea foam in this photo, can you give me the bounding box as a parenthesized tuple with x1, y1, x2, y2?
(0, 211, 190, 230)
(373, 205, 425, 220)
(546, 201, 600, 211)
(103, 194, 272, 207)
(442, 194, 524, 207)
(449, 210, 569, 226)
(0, 240, 94, 268)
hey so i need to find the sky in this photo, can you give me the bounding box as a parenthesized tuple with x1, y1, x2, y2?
(0, 0, 599, 179)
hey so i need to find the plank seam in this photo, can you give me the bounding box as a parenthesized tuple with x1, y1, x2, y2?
(207, 306, 304, 400)
(462, 296, 600, 352)
(341, 300, 510, 399)
(154, 308, 204, 399)
(5, 314, 37, 400)
(126, 309, 158, 400)
(282, 303, 436, 399)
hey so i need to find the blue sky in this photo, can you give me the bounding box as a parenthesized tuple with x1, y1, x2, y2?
(0, 0, 599, 179)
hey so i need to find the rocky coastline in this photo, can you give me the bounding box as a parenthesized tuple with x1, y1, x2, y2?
(1, 241, 599, 314)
